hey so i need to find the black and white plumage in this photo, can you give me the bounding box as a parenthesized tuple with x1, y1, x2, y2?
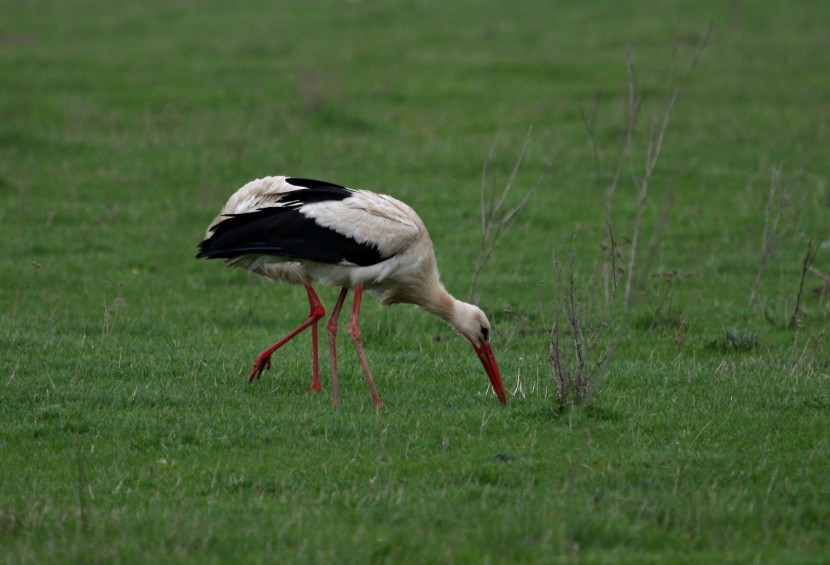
(197, 176, 507, 406)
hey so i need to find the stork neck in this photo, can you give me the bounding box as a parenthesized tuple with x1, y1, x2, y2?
(418, 283, 457, 324)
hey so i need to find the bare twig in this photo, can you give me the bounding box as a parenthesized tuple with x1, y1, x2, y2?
(469, 127, 551, 302)
(604, 46, 641, 230)
(790, 239, 819, 329)
(643, 182, 676, 272)
(808, 265, 828, 280)
(580, 88, 603, 180)
(601, 26, 711, 307)
(601, 223, 623, 306)
(548, 248, 617, 410)
(809, 264, 830, 306)
(748, 165, 806, 307)
(602, 47, 640, 305)
(623, 26, 712, 307)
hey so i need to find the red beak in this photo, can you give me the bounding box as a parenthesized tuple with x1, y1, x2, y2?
(473, 341, 508, 406)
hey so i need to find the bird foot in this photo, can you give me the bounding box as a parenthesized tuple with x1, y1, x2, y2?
(247, 353, 272, 383)
(307, 382, 323, 393)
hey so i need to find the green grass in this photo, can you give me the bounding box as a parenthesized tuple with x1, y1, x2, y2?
(2, 1, 830, 562)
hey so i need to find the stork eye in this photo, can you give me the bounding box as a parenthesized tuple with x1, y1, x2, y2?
(480, 326, 490, 341)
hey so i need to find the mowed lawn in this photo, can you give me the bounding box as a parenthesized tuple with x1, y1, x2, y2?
(2, 1, 829, 562)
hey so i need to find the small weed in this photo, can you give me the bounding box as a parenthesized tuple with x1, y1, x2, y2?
(547, 249, 616, 411)
(706, 328, 759, 352)
(596, 29, 710, 309)
(636, 270, 693, 346)
(748, 165, 806, 307)
(789, 239, 820, 329)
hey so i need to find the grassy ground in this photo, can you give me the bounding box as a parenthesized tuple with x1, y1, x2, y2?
(2, 1, 829, 562)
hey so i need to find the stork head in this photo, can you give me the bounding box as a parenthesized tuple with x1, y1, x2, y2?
(451, 302, 508, 406)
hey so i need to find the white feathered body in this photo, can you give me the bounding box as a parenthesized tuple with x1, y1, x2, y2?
(203, 176, 444, 310)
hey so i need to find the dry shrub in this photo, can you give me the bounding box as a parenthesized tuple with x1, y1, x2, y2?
(547, 249, 616, 410)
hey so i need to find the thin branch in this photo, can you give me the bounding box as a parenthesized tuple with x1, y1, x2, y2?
(807, 265, 828, 280)
(549, 247, 617, 410)
(605, 45, 641, 228)
(790, 239, 819, 329)
(748, 165, 806, 307)
(601, 222, 621, 306)
(622, 25, 712, 307)
(469, 127, 550, 301)
(602, 47, 641, 305)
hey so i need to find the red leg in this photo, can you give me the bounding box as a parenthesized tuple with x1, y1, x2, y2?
(326, 287, 349, 406)
(348, 285, 382, 406)
(308, 294, 322, 392)
(248, 282, 325, 384)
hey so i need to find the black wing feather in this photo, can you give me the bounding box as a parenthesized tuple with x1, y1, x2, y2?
(197, 205, 386, 267)
(284, 177, 349, 194)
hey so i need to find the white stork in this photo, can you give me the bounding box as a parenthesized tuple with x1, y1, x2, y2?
(197, 176, 507, 406)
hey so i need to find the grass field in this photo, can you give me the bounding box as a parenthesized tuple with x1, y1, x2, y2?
(2, 1, 829, 562)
